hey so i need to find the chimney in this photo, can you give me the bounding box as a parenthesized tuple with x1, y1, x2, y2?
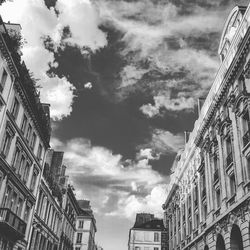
(198, 98, 205, 116)
(184, 131, 190, 144)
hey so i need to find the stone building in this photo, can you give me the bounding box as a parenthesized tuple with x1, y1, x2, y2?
(28, 149, 65, 250)
(0, 18, 51, 250)
(128, 213, 168, 250)
(163, 5, 250, 250)
(74, 200, 97, 250)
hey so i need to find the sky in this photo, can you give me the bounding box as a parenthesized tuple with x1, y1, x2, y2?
(0, 0, 249, 249)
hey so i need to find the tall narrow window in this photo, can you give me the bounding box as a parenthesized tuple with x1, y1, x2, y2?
(23, 205, 30, 222)
(30, 132, 36, 150)
(79, 220, 84, 229)
(2, 186, 11, 207)
(16, 198, 23, 217)
(242, 111, 250, 147)
(226, 137, 233, 167)
(21, 115, 27, 134)
(18, 155, 25, 177)
(76, 232, 82, 243)
(229, 174, 236, 197)
(23, 162, 30, 184)
(12, 147, 20, 170)
(216, 189, 221, 208)
(30, 169, 38, 192)
(154, 232, 159, 242)
(37, 144, 42, 161)
(11, 98, 19, 120)
(1, 131, 12, 157)
(26, 124, 32, 143)
(0, 68, 7, 92)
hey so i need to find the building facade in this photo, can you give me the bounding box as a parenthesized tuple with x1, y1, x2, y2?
(163, 5, 250, 250)
(28, 149, 65, 250)
(0, 18, 51, 250)
(128, 213, 168, 250)
(74, 200, 97, 250)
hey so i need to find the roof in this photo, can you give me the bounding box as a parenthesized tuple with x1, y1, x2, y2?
(132, 219, 165, 231)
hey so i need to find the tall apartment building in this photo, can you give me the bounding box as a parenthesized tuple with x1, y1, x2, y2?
(74, 200, 97, 250)
(0, 18, 51, 250)
(163, 5, 250, 250)
(28, 149, 65, 250)
(128, 213, 168, 250)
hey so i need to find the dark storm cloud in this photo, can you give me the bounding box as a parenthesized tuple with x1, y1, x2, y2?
(48, 0, 249, 178)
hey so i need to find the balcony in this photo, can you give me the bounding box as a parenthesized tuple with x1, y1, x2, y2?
(0, 208, 26, 241)
(202, 188, 206, 199)
(226, 152, 233, 168)
(243, 130, 250, 147)
(213, 169, 219, 183)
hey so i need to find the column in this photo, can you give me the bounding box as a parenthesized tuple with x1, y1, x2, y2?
(229, 108, 245, 198)
(197, 178, 202, 232)
(216, 133, 227, 212)
(204, 149, 213, 224)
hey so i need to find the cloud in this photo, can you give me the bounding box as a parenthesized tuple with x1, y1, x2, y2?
(140, 91, 196, 117)
(92, 0, 229, 114)
(150, 129, 184, 154)
(51, 137, 168, 218)
(0, 0, 107, 119)
(84, 82, 93, 89)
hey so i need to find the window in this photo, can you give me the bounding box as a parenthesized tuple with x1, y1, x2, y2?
(2, 131, 12, 157)
(229, 174, 236, 196)
(0, 68, 7, 92)
(16, 198, 23, 217)
(75, 248, 81, 250)
(12, 146, 20, 170)
(11, 97, 19, 120)
(144, 247, 149, 250)
(18, 155, 25, 177)
(37, 143, 42, 160)
(195, 213, 199, 228)
(30, 169, 38, 192)
(154, 232, 159, 242)
(216, 189, 221, 208)
(154, 248, 159, 250)
(203, 204, 207, 220)
(2, 186, 11, 207)
(135, 247, 140, 250)
(78, 220, 84, 229)
(23, 162, 30, 184)
(76, 232, 82, 243)
(21, 115, 27, 134)
(23, 205, 30, 222)
(30, 132, 36, 150)
(26, 124, 32, 143)
(9, 192, 17, 212)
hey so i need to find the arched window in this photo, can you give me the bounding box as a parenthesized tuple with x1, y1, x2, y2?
(230, 224, 243, 250)
(216, 234, 226, 250)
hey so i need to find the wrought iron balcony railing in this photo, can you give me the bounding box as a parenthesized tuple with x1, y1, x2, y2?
(214, 169, 219, 183)
(243, 130, 250, 147)
(226, 152, 233, 167)
(0, 208, 26, 240)
(202, 188, 206, 198)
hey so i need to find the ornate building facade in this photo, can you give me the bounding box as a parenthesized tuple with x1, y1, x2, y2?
(163, 5, 250, 250)
(0, 18, 51, 250)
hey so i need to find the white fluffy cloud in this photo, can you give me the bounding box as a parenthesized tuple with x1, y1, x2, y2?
(50, 137, 169, 219)
(140, 91, 196, 117)
(0, 0, 106, 119)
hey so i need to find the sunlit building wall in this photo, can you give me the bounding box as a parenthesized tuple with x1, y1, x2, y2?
(163, 5, 250, 250)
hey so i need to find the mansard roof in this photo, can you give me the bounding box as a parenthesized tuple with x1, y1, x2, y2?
(132, 218, 165, 231)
